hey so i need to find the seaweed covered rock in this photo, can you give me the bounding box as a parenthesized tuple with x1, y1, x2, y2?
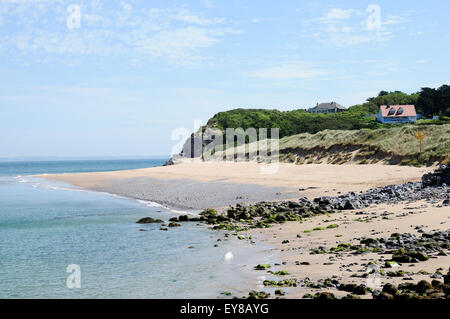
(178, 215, 190, 222)
(392, 249, 429, 263)
(444, 269, 450, 284)
(338, 283, 367, 295)
(247, 291, 270, 299)
(382, 283, 398, 296)
(168, 222, 181, 227)
(136, 217, 164, 224)
(314, 292, 336, 300)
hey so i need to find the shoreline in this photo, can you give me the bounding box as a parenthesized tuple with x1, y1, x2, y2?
(14, 173, 280, 298)
(41, 161, 434, 211)
(39, 162, 449, 299)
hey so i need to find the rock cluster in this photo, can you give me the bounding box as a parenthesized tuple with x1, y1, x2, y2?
(161, 166, 449, 230)
(422, 164, 450, 187)
(136, 217, 164, 224)
(196, 167, 448, 228)
(310, 230, 450, 260)
(375, 277, 450, 299)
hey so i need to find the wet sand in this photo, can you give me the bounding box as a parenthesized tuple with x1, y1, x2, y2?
(42, 161, 433, 210)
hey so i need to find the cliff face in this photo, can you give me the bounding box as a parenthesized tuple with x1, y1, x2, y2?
(164, 126, 223, 165)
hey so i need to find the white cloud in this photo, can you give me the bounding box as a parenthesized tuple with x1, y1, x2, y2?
(135, 27, 220, 64)
(383, 15, 406, 25)
(170, 9, 225, 26)
(301, 6, 411, 48)
(325, 8, 355, 20)
(0, 2, 238, 66)
(246, 62, 332, 80)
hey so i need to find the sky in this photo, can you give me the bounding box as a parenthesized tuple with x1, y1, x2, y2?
(0, 0, 449, 157)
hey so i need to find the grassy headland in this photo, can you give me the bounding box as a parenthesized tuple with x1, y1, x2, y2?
(193, 89, 450, 166)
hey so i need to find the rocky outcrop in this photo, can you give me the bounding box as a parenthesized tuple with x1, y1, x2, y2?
(136, 217, 164, 224)
(164, 126, 223, 166)
(422, 165, 450, 187)
(374, 279, 450, 299)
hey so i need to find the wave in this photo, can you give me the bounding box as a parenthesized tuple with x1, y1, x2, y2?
(135, 199, 200, 216)
(14, 175, 193, 215)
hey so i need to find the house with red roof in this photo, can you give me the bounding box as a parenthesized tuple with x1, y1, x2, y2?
(377, 105, 417, 124)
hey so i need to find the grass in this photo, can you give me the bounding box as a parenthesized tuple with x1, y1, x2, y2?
(280, 123, 450, 161)
(207, 123, 450, 165)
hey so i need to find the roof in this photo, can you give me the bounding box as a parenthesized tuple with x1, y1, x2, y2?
(311, 102, 346, 110)
(380, 105, 416, 117)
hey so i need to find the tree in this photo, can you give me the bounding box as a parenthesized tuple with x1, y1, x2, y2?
(417, 87, 438, 117)
(436, 85, 450, 116)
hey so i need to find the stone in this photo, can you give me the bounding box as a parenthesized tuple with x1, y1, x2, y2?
(168, 222, 181, 227)
(179, 215, 190, 222)
(315, 292, 336, 300)
(415, 280, 433, 293)
(382, 283, 398, 295)
(137, 217, 164, 224)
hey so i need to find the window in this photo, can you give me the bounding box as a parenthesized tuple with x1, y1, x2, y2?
(389, 108, 396, 115)
(397, 107, 404, 115)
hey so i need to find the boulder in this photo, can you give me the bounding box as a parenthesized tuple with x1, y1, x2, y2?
(178, 215, 190, 222)
(415, 280, 433, 293)
(168, 222, 181, 227)
(422, 165, 450, 187)
(382, 283, 398, 295)
(136, 217, 164, 224)
(315, 292, 336, 300)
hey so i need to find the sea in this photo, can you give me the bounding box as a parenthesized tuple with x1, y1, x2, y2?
(0, 159, 273, 298)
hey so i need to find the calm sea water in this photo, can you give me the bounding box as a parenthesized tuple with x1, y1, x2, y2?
(0, 159, 271, 298)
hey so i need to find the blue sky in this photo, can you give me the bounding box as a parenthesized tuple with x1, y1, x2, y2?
(0, 0, 449, 157)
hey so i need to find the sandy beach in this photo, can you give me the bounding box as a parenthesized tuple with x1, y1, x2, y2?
(42, 161, 449, 299)
(43, 161, 433, 210)
(245, 199, 450, 298)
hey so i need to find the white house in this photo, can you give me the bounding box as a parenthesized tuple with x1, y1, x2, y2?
(308, 102, 346, 114)
(377, 105, 417, 124)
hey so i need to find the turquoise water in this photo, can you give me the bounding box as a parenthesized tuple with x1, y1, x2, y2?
(0, 160, 269, 298)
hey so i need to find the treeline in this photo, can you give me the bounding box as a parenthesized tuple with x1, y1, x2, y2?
(206, 84, 449, 137)
(417, 85, 450, 117)
(365, 85, 450, 117)
(207, 108, 380, 138)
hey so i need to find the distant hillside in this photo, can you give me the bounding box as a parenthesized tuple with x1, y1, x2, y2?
(207, 87, 449, 137)
(168, 86, 450, 167)
(207, 90, 422, 137)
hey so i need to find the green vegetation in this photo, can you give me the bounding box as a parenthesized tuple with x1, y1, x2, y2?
(416, 85, 450, 117)
(279, 123, 450, 165)
(198, 85, 450, 166)
(207, 105, 381, 138)
(207, 87, 449, 138)
(254, 264, 271, 270)
(269, 270, 290, 276)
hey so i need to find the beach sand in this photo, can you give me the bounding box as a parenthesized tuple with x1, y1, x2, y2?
(244, 199, 450, 298)
(42, 161, 448, 298)
(43, 161, 433, 210)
